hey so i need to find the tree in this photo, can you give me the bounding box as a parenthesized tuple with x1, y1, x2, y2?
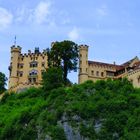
(0, 72, 7, 94)
(47, 40, 79, 84)
(42, 67, 64, 91)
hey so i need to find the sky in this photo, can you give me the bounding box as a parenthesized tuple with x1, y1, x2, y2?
(0, 0, 140, 84)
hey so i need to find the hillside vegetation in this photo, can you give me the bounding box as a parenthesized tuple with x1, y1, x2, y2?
(0, 79, 140, 140)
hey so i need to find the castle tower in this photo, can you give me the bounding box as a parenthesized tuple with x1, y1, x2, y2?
(78, 45, 89, 83)
(8, 45, 21, 89)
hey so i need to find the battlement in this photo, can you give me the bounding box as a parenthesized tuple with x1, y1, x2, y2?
(19, 49, 47, 58)
(79, 44, 89, 50)
(11, 45, 21, 53)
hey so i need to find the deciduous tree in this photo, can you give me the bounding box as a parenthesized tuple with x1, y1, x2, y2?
(42, 67, 64, 91)
(47, 40, 79, 84)
(0, 72, 7, 94)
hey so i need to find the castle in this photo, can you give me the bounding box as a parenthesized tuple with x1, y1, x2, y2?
(78, 45, 140, 87)
(8, 44, 140, 92)
(8, 45, 48, 92)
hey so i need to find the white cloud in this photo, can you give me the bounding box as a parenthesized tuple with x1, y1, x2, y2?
(15, 1, 52, 25)
(68, 27, 79, 41)
(33, 1, 51, 24)
(16, 6, 31, 23)
(96, 5, 108, 17)
(0, 7, 13, 30)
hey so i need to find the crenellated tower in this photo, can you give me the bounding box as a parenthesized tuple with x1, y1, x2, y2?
(78, 45, 89, 83)
(8, 45, 21, 89)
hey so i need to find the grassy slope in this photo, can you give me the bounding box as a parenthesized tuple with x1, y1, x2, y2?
(0, 79, 140, 140)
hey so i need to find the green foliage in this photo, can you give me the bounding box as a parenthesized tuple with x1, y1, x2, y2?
(47, 40, 79, 84)
(0, 78, 140, 139)
(0, 72, 7, 94)
(42, 67, 64, 91)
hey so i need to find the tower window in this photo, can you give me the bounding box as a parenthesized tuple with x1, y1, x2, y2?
(17, 71, 23, 77)
(19, 73, 23, 77)
(18, 63, 24, 69)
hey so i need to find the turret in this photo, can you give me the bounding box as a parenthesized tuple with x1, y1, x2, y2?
(78, 45, 89, 83)
(8, 45, 21, 89)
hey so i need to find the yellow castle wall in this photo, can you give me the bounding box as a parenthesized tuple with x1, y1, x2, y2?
(8, 46, 48, 92)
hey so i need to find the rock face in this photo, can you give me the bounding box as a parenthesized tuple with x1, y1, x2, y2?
(62, 121, 85, 140)
(94, 119, 102, 133)
(58, 114, 89, 140)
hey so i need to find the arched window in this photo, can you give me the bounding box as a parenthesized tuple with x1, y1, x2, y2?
(29, 69, 38, 76)
(30, 61, 38, 68)
(28, 70, 38, 84)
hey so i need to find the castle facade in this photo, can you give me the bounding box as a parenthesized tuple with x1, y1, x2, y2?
(8, 43, 140, 92)
(78, 45, 140, 87)
(8, 45, 48, 92)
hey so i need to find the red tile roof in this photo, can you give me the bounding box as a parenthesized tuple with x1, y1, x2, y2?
(88, 60, 124, 70)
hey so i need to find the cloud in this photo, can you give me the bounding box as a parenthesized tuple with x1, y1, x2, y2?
(15, 0, 71, 27)
(15, 0, 52, 25)
(68, 27, 79, 41)
(0, 7, 13, 30)
(16, 6, 31, 23)
(33, 0, 51, 24)
(96, 5, 108, 17)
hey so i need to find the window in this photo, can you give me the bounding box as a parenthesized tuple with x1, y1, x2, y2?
(17, 71, 23, 77)
(138, 76, 140, 83)
(18, 63, 24, 69)
(80, 54, 82, 57)
(28, 78, 37, 84)
(101, 72, 104, 77)
(29, 78, 31, 83)
(28, 70, 38, 84)
(106, 71, 114, 77)
(96, 71, 99, 76)
(91, 70, 94, 75)
(42, 62, 45, 67)
(19, 73, 23, 77)
(30, 61, 38, 68)
(29, 69, 38, 76)
(80, 68, 82, 73)
(33, 78, 36, 83)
